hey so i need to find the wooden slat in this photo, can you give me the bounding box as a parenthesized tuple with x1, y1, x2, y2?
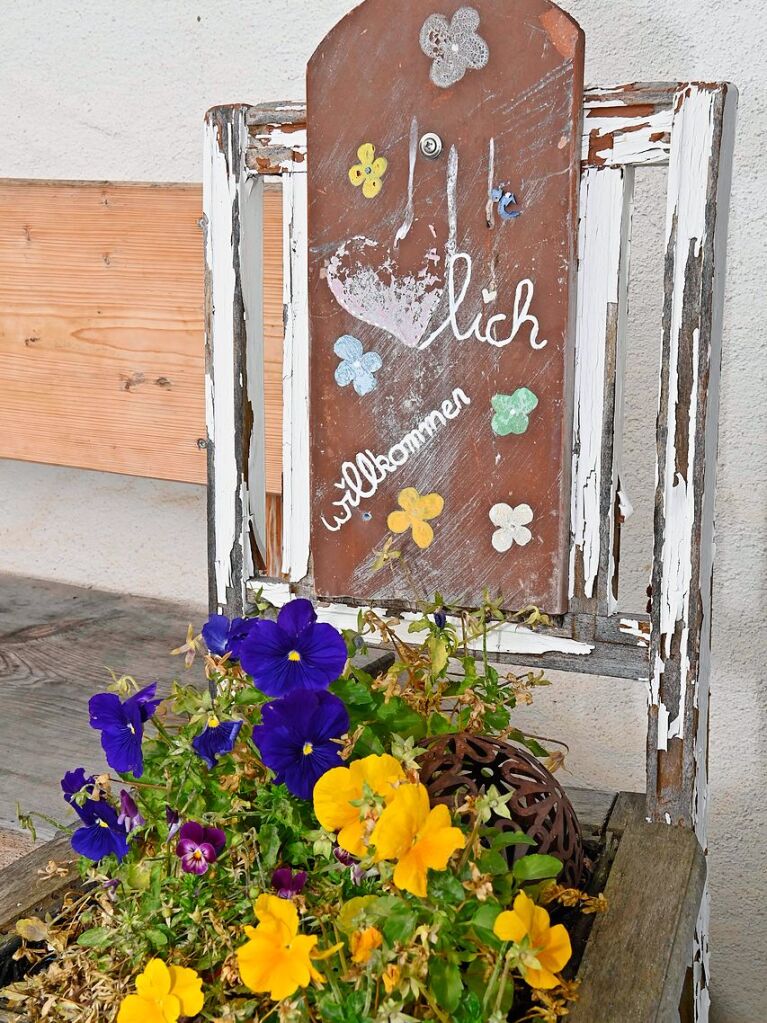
(570, 809, 706, 1022)
(0, 179, 284, 492)
(0, 835, 77, 930)
(0, 180, 206, 483)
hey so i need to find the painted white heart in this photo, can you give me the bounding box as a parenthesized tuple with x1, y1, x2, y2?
(482, 287, 497, 304)
(325, 237, 444, 349)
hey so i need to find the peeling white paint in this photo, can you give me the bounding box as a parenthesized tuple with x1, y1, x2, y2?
(618, 618, 650, 646)
(281, 167, 311, 583)
(254, 582, 595, 658)
(582, 106, 673, 167)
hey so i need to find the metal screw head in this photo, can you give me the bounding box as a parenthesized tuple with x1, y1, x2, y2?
(419, 132, 443, 159)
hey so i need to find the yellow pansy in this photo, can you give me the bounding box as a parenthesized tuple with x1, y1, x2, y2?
(387, 488, 445, 549)
(237, 894, 324, 1001)
(370, 783, 465, 898)
(313, 753, 406, 856)
(348, 143, 388, 199)
(350, 926, 383, 964)
(493, 890, 572, 990)
(117, 959, 203, 1023)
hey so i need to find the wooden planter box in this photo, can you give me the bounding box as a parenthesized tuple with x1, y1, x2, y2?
(0, 790, 704, 1023)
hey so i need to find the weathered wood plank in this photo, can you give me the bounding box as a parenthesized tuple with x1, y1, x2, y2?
(569, 817, 706, 1022)
(0, 574, 205, 833)
(0, 836, 77, 930)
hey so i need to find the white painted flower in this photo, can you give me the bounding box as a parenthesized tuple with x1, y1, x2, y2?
(419, 7, 489, 89)
(489, 503, 534, 552)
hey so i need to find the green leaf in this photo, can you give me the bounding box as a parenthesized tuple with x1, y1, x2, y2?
(468, 903, 502, 943)
(380, 902, 418, 945)
(428, 711, 455, 736)
(477, 849, 509, 876)
(428, 871, 465, 904)
(430, 959, 463, 1013)
(483, 706, 510, 732)
(146, 928, 168, 949)
(512, 853, 563, 882)
(77, 927, 112, 949)
(454, 989, 484, 1023)
(490, 830, 537, 850)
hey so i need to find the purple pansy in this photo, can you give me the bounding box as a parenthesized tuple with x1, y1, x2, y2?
(88, 683, 161, 778)
(252, 689, 349, 800)
(433, 609, 448, 630)
(71, 800, 130, 863)
(175, 821, 226, 875)
(165, 805, 181, 842)
(239, 599, 348, 698)
(61, 768, 96, 819)
(191, 717, 243, 769)
(117, 789, 145, 833)
(272, 866, 308, 899)
(202, 614, 258, 661)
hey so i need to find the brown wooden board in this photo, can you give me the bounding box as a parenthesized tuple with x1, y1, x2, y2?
(307, 0, 583, 612)
(0, 180, 284, 493)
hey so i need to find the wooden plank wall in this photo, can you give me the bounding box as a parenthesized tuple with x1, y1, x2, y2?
(0, 179, 283, 491)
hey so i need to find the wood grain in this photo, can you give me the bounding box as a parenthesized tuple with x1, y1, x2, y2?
(0, 180, 283, 492)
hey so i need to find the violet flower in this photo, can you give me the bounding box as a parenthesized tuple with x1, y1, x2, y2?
(201, 614, 258, 661)
(192, 716, 243, 769)
(61, 767, 96, 818)
(165, 805, 181, 841)
(239, 599, 348, 697)
(117, 789, 145, 833)
(272, 866, 307, 899)
(175, 821, 226, 875)
(252, 689, 349, 800)
(88, 683, 161, 778)
(71, 800, 130, 863)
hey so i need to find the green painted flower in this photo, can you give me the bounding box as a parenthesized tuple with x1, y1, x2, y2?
(491, 388, 539, 437)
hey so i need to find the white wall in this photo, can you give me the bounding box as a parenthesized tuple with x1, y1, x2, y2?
(1, 2, 765, 1019)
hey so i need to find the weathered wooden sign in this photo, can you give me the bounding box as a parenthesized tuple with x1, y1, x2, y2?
(307, 0, 584, 612)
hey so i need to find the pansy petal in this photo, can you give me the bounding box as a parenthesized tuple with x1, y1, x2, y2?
(493, 909, 527, 944)
(255, 893, 299, 935)
(117, 994, 167, 1023)
(512, 891, 537, 934)
(202, 614, 229, 655)
(312, 692, 350, 741)
(277, 598, 317, 638)
(313, 766, 361, 832)
(357, 143, 375, 165)
(334, 334, 364, 361)
(522, 965, 560, 990)
(362, 176, 383, 199)
(293, 622, 348, 687)
(88, 692, 126, 731)
(136, 959, 172, 999)
(72, 823, 116, 862)
(168, 965, 204, 1016)
(538, 923, 572, 974)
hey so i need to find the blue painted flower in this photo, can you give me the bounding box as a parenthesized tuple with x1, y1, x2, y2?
(71, 799, 130, 863)
(239, 599, 348, 698)
(202, 614, 258, 661)
(334, 335, 383, 397)
(117, 789, 144, 833)
(88, 683, 161, 778)
(252, 689, 350, 800)
(192, 716, 243, 768)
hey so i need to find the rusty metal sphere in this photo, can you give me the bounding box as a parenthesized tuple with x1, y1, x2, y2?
(418, 732, 584, 887)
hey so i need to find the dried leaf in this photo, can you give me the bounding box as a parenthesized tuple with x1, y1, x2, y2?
(16, 917, 49, 943)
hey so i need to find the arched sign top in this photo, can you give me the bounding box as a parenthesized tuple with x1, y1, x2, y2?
(307, 0, 584, 612)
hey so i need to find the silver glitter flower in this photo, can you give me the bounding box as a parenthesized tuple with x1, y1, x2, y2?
(419, 7, 490, 89)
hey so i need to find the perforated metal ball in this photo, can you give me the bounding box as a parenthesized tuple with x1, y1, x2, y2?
(418, 732, 584, 887)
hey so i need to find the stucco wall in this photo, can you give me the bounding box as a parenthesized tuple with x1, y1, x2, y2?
(1, 2, 765, 1019)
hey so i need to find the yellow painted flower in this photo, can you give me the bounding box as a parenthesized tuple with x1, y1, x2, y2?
(382, 963, 401, 994)
(348, 143, 388, 199)
(350, 926, 383, 964)
(387, 488, 445, 549)
(313, 753, 406, 856)
(117, 959, 203, 1023)
(370, 783, 465, 898)
(237, 894, 324, 1001)
(493, 890, 572, 989)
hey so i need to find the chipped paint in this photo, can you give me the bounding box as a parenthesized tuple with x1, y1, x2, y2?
(618, 617, 651, 646)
